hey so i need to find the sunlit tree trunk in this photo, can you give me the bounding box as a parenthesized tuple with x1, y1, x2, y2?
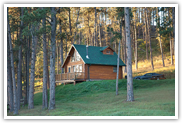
(134, 9, 138, 70)
(125, 7, 134, 102)
(145, 7, 148, 60)
(156, 7, 165, 67)
(147, 8, 154, 70)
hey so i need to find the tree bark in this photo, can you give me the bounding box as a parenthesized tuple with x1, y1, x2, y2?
(17, 43, 22, 110)
(59, 9, 64, 73)
(159, 35, 165, 67)
(7, 7, 18, 115)
(28, 24, 38, 109)
(116, 40, 120, 96)
(99, 15, 102, 47)
(147, 8, 154, 70)
(172, 7, 175, 57)
(7, 36, 14, 112)
(73, 7, 80, 43)
(125, 7, 134, 102)
(145, 7, 148, 60)
(42, 7, 48, 109)
(156, 7, 165, 67)
(65, 29, 68, 59)
(123, 25, 127, 73)
(49, 7, 56, 110)
(134, 9, 138, 70)
(169, 10, 173, 65)
(26, 35, 30, 104)
(94, 7, 97, 46)
(69, 7, 72, 43)
(17, 7, 24, 110)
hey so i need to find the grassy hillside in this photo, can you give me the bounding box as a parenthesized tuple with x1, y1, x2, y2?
(8, 79, 175, 116)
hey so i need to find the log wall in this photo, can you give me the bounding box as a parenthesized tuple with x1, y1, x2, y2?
(86, 65, 123, 80)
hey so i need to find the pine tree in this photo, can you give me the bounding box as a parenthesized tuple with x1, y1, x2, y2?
(156, 7, 165, 67)
(7, 35, 14, 112)
(28, 23, 38, 109)
(42, 7, 48, 109)
(49, 7, 57, 110)
(146, 8, 154, 70)
(7, 7, 18, 115)
(125, 7, 134, 102)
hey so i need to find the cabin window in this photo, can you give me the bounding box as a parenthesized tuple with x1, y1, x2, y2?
(68, 67, 71, 73)
(75, 65, 79, 72)
(113, 66, 117, 72)
(79, 65, 82, 72)
(71, 51, 80, 62)
(73, 66, 75, 72)
(76, 51, 80, 61)
(74, 65, 83, 72)
(71, 53, 75, 62)
(106, 50, 110, 54)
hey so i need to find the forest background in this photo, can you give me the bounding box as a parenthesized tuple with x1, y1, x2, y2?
(6, 4, 175, 115)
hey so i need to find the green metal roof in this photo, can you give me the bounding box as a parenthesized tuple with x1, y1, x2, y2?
(73, 44, 126, 66)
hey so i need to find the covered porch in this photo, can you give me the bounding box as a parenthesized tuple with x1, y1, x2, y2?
(55, 72, 85, 85)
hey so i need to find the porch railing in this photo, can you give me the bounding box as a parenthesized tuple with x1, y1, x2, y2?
(55, 72, 85, 81)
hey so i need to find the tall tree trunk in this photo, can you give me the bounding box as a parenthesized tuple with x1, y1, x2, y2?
(141, 8, 145, 41)
(120, 19, 123, 61)
(26, 35, 30, 104)
(79, 30, 81, 45)
(59, 11, 64, 73)
(73, 7, 80, 43)
(69, 7, 72, 43)
(94, 7, 97, 46)
(17, 43, 22, 110)
(125, 7, 134, 102)
(7, 7, 18, 115)
(168, 8, 173, 65)
(159, 35, 165, 67)
(65, 29, 68, 59)
(57, 45, 59, 74)
(7, 37, 14, 112)
(169, 7, 173, 65)
(123, 25, 127, 73)
(42, 7, 48, 109)
(156, 7, 165, 67)
(49, 7, 56, 110)
(134, 9, 138, 70)
(116, 40, 120, 96)
(28, 24, 38, 109)
(147, 8, 154, 70)
(46, 44, 50, 89)
(88, 13, 90, 46)
(172, 7, 175, 57)
(99, 15, 102, 47)
(145, 7, 148, 60)
(17, 7, 24, 110)
(152, 7, 155, 32)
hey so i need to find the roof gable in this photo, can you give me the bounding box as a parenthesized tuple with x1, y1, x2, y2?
(100, 46, 114, 52)
(61, 45, 85, 68)
(72, 44, 126, 66)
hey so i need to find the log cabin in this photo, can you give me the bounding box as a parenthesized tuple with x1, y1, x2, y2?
(55, 44, 126, 85)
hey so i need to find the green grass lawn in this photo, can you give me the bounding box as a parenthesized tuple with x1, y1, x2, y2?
(8, 79, 175, 116)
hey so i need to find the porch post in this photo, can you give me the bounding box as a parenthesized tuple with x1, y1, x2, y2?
(67, 73, 68, 80)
